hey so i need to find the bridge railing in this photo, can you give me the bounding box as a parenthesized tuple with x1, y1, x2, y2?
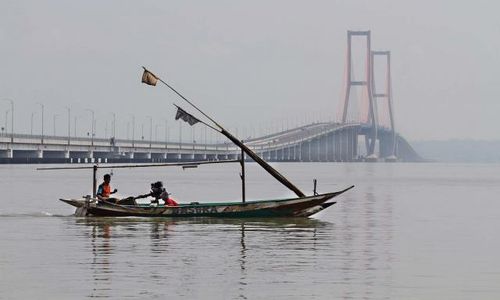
(0, 121, 396, 155)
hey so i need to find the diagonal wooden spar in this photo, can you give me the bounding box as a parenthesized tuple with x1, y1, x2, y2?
(143, 66, 306, 197)
(37, 159, 241, 171)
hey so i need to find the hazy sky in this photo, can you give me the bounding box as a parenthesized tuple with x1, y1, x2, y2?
(1, 0, 499, 141)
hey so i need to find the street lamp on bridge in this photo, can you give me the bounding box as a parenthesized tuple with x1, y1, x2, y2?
(3, 110, 9, 137)
(65, 106, 71, 145)
(155, 123, 161, 142)
(74, 115, 82, 138)
(147, 116, 152, 148)
(36, 102, 44, 144)
(86, 109, 95, 146)
(130, 114, 135, 147)
(30, 111, 37, 135)
(53, 114, 59, 136)
(1, 98, 14, 143)
(164, 119, 168, 148)
(111, 112, 116, 138)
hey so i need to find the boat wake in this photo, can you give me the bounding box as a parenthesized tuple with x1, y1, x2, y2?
(0, 211, 73, 218)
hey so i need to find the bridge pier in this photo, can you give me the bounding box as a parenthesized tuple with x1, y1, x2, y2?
(180, 153, 194, 161)
(268, 149, 275, 161)
(320, 135, 327, 162)
(378, 134, 394, 160)
(276, 149, 283, 161)
(206, 153, 217, 160)
(194, 153, 206, 161)
(287, 146, 293, 161)
(299, 141, 310, 162)
(343, 131, 351, 162)
(318, 138, 324, 162)
(263, 151, 270, 161)
(353, 129, 359, 161)
(346, 128, 357, 162)
(307, 141, 312, 162)
(166, 153, 180, 161)
(297, 143, 302, 162)
(94, 151, 117, 163)
(43, 150, 69, 159)
(12, 150, 41, 159)
(69, 151, 89, 160)
(151, 152, 166, 162)
(135, 152, 152, 161)
(328, 132, 334, 162)
(0, 149, 13, 159)
(381, 137, 397, 161)
(310, 139, 317, 162)
(322, 134, 328, 162)
(334, 132, 340, 161)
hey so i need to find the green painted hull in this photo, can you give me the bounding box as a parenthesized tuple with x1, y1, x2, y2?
(60, 186, 353, 218)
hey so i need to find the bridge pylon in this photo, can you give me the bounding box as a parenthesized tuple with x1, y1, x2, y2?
(371, 50, 397, 160)
(341, 30, 378, 159)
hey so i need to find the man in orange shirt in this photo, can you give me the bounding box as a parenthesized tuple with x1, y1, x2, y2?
(96, 174, 118, 202)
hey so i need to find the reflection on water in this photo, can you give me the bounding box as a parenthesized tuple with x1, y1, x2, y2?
(0, 187, 395, 298)
(239, 223, 247, 300)
(63, 211, 394, 299)
(89, 222, 112, 298)
(3, 163, 499, 299)
(337, 186, 394, 299)
(72, 217, 336, 299)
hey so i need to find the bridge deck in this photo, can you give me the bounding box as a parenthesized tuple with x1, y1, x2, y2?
(0, 122, 420, 163)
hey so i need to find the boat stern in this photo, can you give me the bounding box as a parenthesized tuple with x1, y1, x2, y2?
(60, 198, 95, 217)
(59, 198, 87, 208)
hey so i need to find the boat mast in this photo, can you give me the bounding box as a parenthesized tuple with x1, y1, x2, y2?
(92, 165, 97, 198)
(240, 148, 246, 203)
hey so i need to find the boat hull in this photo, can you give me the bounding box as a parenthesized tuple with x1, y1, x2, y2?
(60, 186, 353, 218)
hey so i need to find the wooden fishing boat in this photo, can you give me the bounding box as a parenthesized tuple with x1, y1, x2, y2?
(60, 186, 353, 218)
(41, 67, 354, 218)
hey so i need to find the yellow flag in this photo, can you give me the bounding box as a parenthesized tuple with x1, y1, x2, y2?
(141, 69, 158, 86)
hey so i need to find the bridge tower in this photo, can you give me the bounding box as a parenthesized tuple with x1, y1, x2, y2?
(371, 50, 396, 160)
(341, 30, 378, 159)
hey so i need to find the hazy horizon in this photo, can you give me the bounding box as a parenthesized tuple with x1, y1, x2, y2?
(1, 1, 499, 142)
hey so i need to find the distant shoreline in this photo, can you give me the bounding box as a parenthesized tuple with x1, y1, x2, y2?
(411, 140, 500, 163)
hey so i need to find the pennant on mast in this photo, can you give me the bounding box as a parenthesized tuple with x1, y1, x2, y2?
(141, 69, 159, 86)
(175, 105, 200, 126)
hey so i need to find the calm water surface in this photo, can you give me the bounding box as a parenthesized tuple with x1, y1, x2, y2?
(1, 163, 499, 299)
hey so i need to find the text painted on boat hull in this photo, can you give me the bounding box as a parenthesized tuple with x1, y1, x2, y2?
(170, 206, 219, 215)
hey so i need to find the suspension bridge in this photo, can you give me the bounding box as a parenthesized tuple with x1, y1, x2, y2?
(0, 30, 420, 164)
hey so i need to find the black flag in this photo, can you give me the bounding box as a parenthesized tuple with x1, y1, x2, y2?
(175, 106, 200, 126)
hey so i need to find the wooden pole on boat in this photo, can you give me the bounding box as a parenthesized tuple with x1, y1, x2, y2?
(240, 148, 246, 203)
(92, 165, 97, 198)
(220, 128, 305, 197)
(141, 66, 306, 198)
